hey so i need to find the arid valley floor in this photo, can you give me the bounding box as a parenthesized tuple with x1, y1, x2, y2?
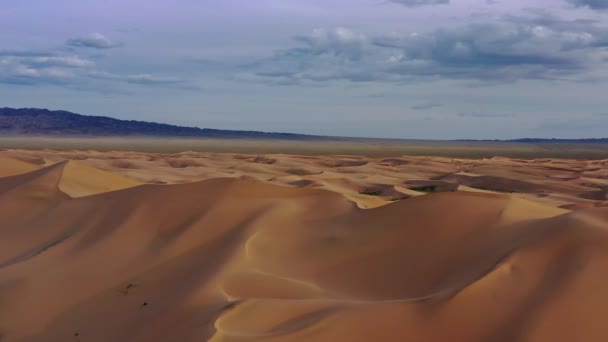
(1, 147, 608, 341)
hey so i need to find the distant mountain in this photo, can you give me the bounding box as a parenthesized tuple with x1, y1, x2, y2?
(0, 107, 316, 139)
(1, 108, 607, 143)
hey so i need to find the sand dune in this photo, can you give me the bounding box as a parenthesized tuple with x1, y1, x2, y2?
(2, 149, 604, 209)
(0, 155, 40, 178)
(0, 150, 608, 341)
(59, 161, 142, 197)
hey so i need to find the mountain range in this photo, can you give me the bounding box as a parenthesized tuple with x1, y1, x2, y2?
(0, 107, 314, 139)
(1, 107, 607, 143)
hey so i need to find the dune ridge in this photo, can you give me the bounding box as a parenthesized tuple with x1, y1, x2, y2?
(3, 149, 607, 210)
(0, 151, 608, 341)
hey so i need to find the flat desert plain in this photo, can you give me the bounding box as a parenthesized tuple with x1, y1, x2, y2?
(1, 148, 608, 341)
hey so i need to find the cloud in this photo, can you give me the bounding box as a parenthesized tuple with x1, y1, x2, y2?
(388, 0, 450, 7)
(125, 74, 178, 85)
(411, 102, 442, 110)
(0, 51, 92, 85)
(244, 12, 608, 85)
(0, 66, 74, 86)
(26, 56, 94, 68)
(374, 17, 605, 81)
(0, 49, 57, 57)
(246, 27, 382, 84)
(0, 48, 195, 91)
(66, 33, 119, 49)
(566, 0, 608, 10)
(89, 71, 199, 90)
(457, 112, 511, 118)
(125, 74, 197, 89)
(293, 27, 368, 60)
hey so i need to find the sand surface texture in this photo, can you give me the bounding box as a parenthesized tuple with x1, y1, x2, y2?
(0, 149, 607, 341)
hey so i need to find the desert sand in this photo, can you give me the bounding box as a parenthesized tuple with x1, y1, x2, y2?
(1, 148, 608, 341)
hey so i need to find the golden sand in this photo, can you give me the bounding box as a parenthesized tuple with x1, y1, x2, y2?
(0, 149, 607, 341)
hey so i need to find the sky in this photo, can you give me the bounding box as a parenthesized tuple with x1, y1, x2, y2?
(1, 0, 608, 139)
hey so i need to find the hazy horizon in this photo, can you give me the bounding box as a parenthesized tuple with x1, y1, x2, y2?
(2, 0, 608, 139)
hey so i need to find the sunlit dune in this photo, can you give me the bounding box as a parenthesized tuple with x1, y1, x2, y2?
(59, 160, 142, 198)
(0, 149, 607, 341)
(0, 155, 40, 178)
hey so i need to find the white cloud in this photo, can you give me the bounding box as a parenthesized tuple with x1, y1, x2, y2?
(0, 51, 195, 90)
(26, 56, 94, 68)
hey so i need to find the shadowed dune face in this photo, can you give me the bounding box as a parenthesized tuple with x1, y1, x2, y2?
(0, 151, 608, 341)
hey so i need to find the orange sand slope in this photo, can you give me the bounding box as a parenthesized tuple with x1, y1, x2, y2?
(0, 151, 608, 341)
(0, 155, 39, 178)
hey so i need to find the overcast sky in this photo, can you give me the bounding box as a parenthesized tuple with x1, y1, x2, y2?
(1, 0, 608, 139)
